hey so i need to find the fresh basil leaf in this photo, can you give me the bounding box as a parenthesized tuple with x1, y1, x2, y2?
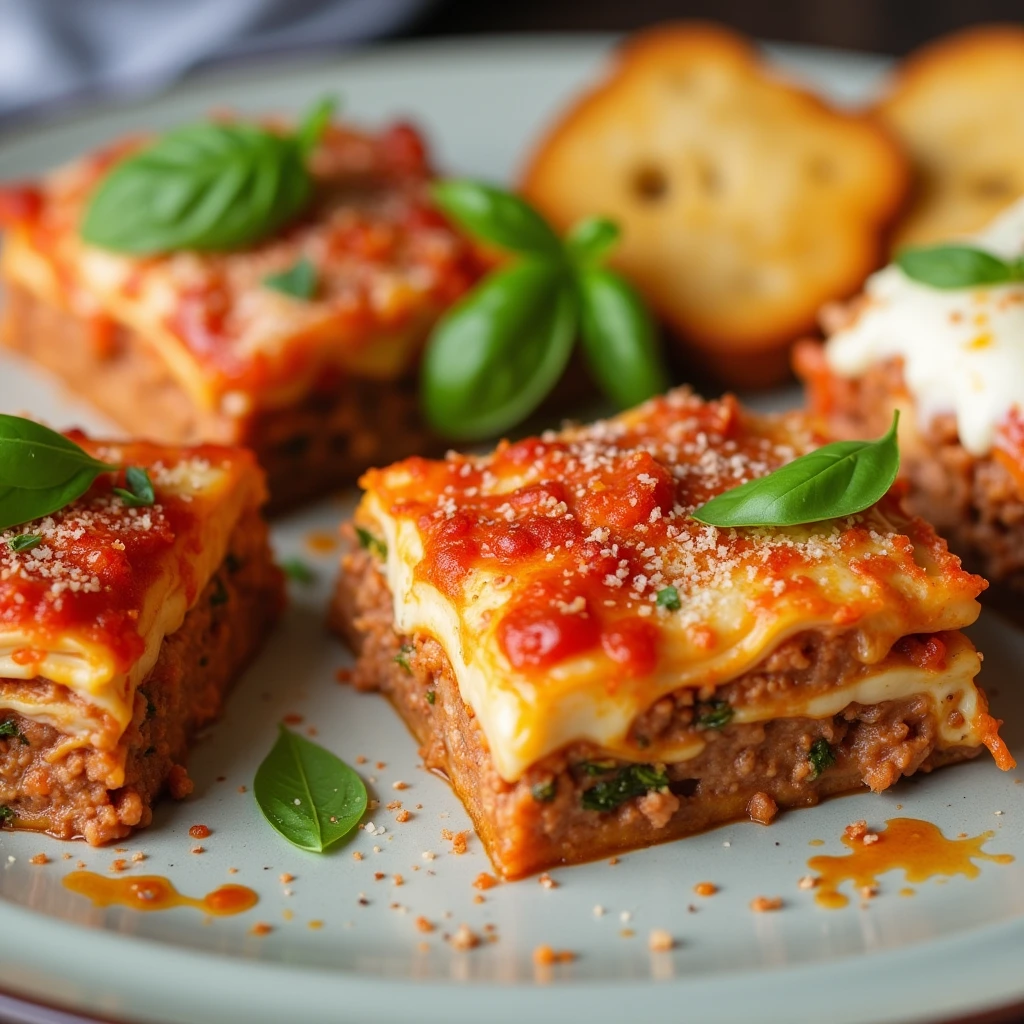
(581, 763, 668, 812)
(430, 180, 563, 257)
(295, 95, 338, 158)
(81, 122, 312, 254)
(577, 267, 668, 410)
(0, 417, 117, 531)
(896, 245, 1019, 289)
(254, 726, 367, 853)
(263, 257, 318, 300)
(422, 260, 577, 439)
(692, 411, 901, 528)
(565, 216, 620, 265)
(281, 557, 316, 584)
(113, 466, 154, 507)
(807, 738, 836, 779)
(6, 534, 41, 553)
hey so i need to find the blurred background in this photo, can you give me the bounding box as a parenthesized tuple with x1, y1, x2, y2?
(2, 0, 1022, 127)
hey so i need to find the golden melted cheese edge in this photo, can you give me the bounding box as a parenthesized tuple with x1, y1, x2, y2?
(364, 493, 986, 782)
(0, 459, 255, 751)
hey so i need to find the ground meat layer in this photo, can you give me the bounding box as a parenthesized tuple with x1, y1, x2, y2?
(796, 340, 1024, 589)
(1, 284, 439, 513)
(332, 541, 980, 879)
(0, 506, 283, 845)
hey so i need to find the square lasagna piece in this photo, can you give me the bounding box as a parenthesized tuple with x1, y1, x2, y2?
(0, 119, 482, 511)
(332, 389, 1012, 878)
(0, 433, 283, 844)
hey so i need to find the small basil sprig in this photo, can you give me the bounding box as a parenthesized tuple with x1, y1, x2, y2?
(896, 244, 1024, 289)
(113, 466, 154, 507)
(81, 97, 336, 254)
(254, 725, 367, 853)
(692, 412, 900, 528)
(423, 182, 669, 440)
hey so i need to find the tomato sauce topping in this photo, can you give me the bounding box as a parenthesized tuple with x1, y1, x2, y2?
(365, 392, 985, 682)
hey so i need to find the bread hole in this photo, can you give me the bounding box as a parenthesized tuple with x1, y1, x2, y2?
(970, 175, 1016, 200)
(631, 164, 669, 203)
(807, 156, 837, 184)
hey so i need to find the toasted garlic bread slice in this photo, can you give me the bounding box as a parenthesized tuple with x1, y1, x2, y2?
(876, 24, 1024, 249)
(521, 23, 908, 388)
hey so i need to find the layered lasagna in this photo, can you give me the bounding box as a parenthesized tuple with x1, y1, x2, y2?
(0, 119, 483, 510)
(0, 434, 283, 844)
(797, 197, 1024, 587)
(332, 389, 1012, 878)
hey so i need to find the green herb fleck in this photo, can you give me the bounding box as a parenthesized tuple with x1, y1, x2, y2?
(394, 644, 414, 674)
(0, 720, 27, 745)
(355, 526, 387, 559)
(253, 725, 367, 853)
(692, 411, 900, 528)
(807, 738, 836, 779)
(281, 557, 316, 584)
(7, 534, 42, 553)
(576, 759, 618, 777)
(263, 257, 318, 300)
(113, 466, 155, 507)
(656, 586, 680, 611)
(581, 763, 669, 813)
(694, 700, 734, 731)
(425, 689, 436, 706)
(0, 806, 13, 824)
(210, 576, 229, 606)
(531, 780, 556, 803)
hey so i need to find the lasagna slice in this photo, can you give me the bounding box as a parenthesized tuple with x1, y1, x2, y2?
(332, 389, 1012, 879)
(0, 119, 483, 511)
(796, 197, 1024, 588)
(0, 433, 283, 844)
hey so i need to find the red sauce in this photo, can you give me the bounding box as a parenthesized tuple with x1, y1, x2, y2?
(808, 817, 1013, 909)
(0, 184, 43, 226)
(63, 871, 258, 916)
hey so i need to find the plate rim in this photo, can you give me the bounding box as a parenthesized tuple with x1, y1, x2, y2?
(2, 33, 1023, 1024)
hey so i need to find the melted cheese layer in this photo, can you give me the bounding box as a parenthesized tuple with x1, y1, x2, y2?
(825, 197, 1024, 456)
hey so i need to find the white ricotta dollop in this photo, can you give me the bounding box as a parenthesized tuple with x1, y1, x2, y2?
(824, 197, 1024, 456)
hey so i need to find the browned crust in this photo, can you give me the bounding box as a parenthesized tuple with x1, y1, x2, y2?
(795, 339, 1024, 589)
(331, 537, 980, 879)
(0, 505, 283, 845)
(0, 283, 440, 513)
(520, 22, 909, 388)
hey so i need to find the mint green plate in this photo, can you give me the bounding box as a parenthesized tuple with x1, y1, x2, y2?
(0, 37, 1021, 1024)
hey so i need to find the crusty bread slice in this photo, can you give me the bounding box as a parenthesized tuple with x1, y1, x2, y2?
(876, 25, 1024, 249)
(520, 23, 908, 388)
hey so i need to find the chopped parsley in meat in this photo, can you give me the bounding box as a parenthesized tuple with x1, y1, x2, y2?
(807, 738, 836, 779)
(0, 720, 27, 745)
(531, 780, 556, 803)
(394, 644, 414, 674)
(694, 700, 733, 730)
(355, 526, 387, 559)
(581, 764, 669, 812)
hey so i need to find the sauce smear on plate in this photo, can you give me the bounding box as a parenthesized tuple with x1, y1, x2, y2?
(808, 817, 1013, 909)
(63, 871, 258, 915)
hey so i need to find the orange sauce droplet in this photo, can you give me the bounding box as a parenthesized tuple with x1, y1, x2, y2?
(305, 531, 338, 554)
(807, 818, 1013, 909)
(808, 839, 825, 847)
(188, 824, 211, 839)
(63, 871, 257, 916)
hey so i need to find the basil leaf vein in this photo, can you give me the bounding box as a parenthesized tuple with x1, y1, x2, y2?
(253, 725, 367, 853)
(692, 412, 900, 528)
